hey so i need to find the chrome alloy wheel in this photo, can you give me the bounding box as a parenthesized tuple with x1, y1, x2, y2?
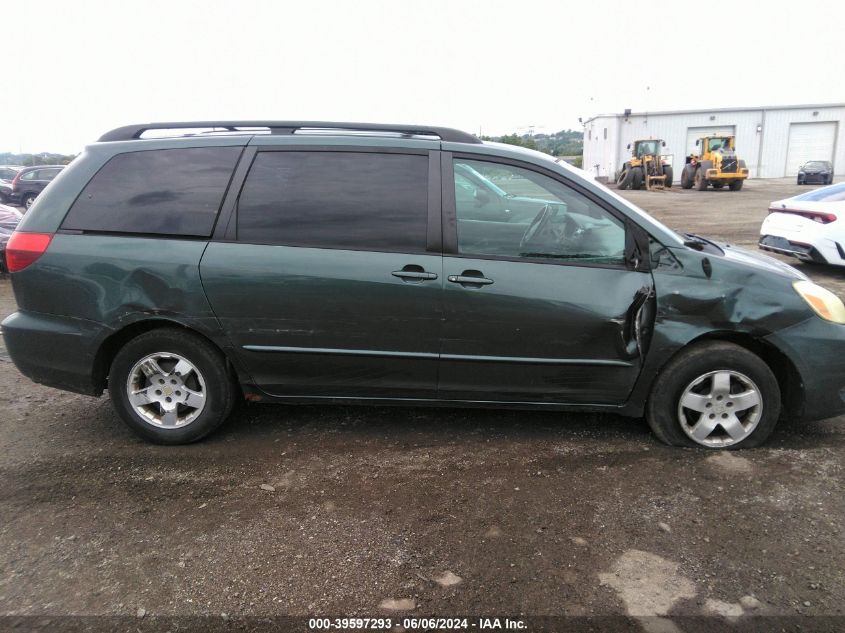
(126, 352, 207, 428)
(677, 370, 762, 448)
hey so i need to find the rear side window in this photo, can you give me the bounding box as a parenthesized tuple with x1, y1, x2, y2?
(237, 151, 428, 252)
(39, 168, 61, 181)
(62, 147, 241, 236)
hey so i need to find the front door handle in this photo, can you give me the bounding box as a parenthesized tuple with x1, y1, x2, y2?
(392, 264, 438, 282)
(448, 270, 494, 287)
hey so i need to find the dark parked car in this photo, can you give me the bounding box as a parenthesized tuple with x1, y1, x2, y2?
(0, 203, 22, 272)
(4, 121, 845, 448)
(6, 165, 65, 209)
(0, 165, 23, 203)
(797, 160, 833, 185)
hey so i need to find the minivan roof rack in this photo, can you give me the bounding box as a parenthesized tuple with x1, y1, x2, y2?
(98, 121, 482, 144)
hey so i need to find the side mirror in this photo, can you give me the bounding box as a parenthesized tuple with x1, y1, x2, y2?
(474, 190, 491, 206)
(662, 141, 666, 147)
(626, 144, 631, 150)
(695, 139, 700, 146)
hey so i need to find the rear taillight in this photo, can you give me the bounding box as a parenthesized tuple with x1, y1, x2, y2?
(10, 172, 21, 188)
(5, 231, 53, 272)
(768, 207, 837, 224)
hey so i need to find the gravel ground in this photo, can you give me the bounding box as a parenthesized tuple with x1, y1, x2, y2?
(0, 180, 843, 630)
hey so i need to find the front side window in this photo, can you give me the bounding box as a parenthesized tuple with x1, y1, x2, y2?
(237, 151, 428, 252)
(453, 158, 625, 265)
(62, 147, 241, 236)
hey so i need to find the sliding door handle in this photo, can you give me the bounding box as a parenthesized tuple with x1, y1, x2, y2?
(390, 270, 437, 281)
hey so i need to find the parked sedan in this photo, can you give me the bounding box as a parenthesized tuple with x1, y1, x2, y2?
(0, 203, 23, 273)
(797, 160, 833, 185)
(759, 181, 845, 266)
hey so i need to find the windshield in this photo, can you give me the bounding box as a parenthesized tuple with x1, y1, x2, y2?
(707, 138, 731, 152)
(635, 141, 660, 157)
(803, 161, 829, 170)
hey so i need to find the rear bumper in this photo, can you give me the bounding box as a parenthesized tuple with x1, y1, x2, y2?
(705, 168, 748, 180)
(758, 234, 830, 264)
(766, 316, 845, 421)
(1, 310, 109, 396)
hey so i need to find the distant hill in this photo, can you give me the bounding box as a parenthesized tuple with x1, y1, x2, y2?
(480, 130, 582, 166)
(0, 152, 76, 166)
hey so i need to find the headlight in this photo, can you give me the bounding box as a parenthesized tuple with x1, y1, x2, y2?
(793, 280, 845, 323)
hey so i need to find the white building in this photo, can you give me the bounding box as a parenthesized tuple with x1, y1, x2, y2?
(582, 103, 845, 181)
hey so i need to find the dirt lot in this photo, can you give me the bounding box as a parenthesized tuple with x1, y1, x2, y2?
(0, 180, 843, 630)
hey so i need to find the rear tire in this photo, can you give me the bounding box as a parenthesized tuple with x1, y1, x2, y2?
(646, 342, 781, 449)
(681, 166, 694, 189)
(631, 167, 644, 190)
(22, 193, 36, 209)
(663, 165, 673, 188)
(109, 328, 237, 444)
(729, 179, 744, 191)
(695, 168, 708, 191)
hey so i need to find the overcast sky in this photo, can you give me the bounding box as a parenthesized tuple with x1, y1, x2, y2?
(3, 0, 843, 154)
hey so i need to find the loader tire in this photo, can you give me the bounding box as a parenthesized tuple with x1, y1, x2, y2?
(631, 167, 644, 190)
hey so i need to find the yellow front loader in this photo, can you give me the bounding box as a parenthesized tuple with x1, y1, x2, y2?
(681, 136, 749, 191)
(616, 139, 673, 191)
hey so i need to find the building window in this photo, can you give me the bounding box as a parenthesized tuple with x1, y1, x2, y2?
(588, 130, 592, 141)
(603, 128, 607, 140)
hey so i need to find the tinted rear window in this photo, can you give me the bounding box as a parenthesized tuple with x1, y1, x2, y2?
(62, 147, 241, 236)
(237, 151, 428, 252)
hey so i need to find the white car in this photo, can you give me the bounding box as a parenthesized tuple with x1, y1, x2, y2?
(759, 182, 845, 266)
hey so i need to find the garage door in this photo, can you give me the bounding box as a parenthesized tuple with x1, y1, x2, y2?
(785, 122, 836, 175)
(686, 126, 736, 156)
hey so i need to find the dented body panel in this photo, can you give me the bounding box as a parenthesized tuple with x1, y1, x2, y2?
(4, 234, 234, 394)
(438, 256, 652, 404)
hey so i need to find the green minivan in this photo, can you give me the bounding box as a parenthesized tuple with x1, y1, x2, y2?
(4, 121, 845, 447)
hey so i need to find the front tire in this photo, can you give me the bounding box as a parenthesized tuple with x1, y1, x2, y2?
(729, 179, 744, 191)
(617, 169, 632, 190)
(695, 168, 708, 191)
(681, 166, 694, 189)
(646, 342, 781, 449)
(631, 167, 644, 190)
(663, 165, 673, 188)
(109, 328, 237, 444)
